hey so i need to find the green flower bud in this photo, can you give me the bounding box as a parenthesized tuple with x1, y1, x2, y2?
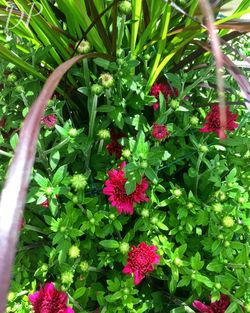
(119, 242, 130, 254)
(68, 128, 78, 137)
(99, 73, 114, 89)
(60, 226, 66, 233)
(41, 263, 48, 272)
(238, 197, 245, 204)
(245, 304, 250, 313)
(144, 54, 151, 61)
(172, 189, 182, 197)
(170, 99, 179, 110)
(68, 245, 80, 258)
(118, 1, 132, 15)
(109, 213, 116, 220)
(7, 73, 17, 82)
(91, 84, 103, 95)
(190, 116, 199, 126)
(213, 203, 223, 213)
(215, 191, 226, 201)
(222, 216, 234, 228)
(61, 271, 74, 284)
(7, 292, 15, 302)
(98, 129, 110, 139)
(140, 160, 148, 168)
(187, 202, 193, 209)
(199, 145, 208, 153)
(123, 287, 130, 295)
(15, 85, 24, 94)
(151, 216, 158, 224)
(77, 40, 92, 54)
(71, 174, 87, 190)
(72, 196, 79, 204)
(224, 241, 230, 247)
(141, 208, 149, 218)
(45, 187, 54, 196)
(122, 149, 131, 158)
(215, 283, 221, 290)
(90, 218, 95, 224)
(218, 234, 224, 240)
(174, 258, 182, 266)
(80, 261, 89, 272)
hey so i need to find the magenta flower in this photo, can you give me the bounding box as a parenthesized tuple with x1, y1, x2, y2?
(103, 162, 149, 215)
(152, 124, 170, 140)
(28, 282, 74, 313)
(123, 242, 160, 285)
(41, 114, 57, 128)
(193, 294, 230, 313)
(200, 105, 238, 139)
(151, 82, 178, 111)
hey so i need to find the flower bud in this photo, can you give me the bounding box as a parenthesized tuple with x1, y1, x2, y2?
(141, 208, 149, 218)
(7, 292, 15, 302)
(212, 203, 223, 213)
(245, 304, 250, 313)
(7, 73, 17, 82)
(41, 263, 48, 272)
(71, 174, 87, 190)
(109, 213, 116, 220)
(224, 241, 230, 247)
(77, 40, 92, 54)
(118, 1, 132, 15)
(99, 73, 114, 89)
(98, 129, 110, 139)
(215, 283, 221, 290)
(172, 189, 182, 197)
(190, 116, 199, 126)
(15, 85, 24, 94)
(68, 245, 80, 258)
(119, 242, 130, 254)
(170, 99, 179, 110)
(199, 145, 208, 153)
(61, 271, 74, 284)
(222, 216, 234, 228)
(151, 216, 158, 224)
(45, 187, 54, 196)
(140, 160, 148, 168)
(91, 83, 103, 95)
(174, 258, 182, 266)
(122, 149, 131, 158)
(238, 197, 245, 204)
(68, 128, 78, 137)
(144, 54, 151, 61)
(80, 261, 89, 272)
(187, 202, 193, 209)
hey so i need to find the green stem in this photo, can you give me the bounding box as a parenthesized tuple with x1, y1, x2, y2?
(0, 149, 13, 158)
(195, 153, 204, 196)
(97, 139, 104, 154)
(117, 15, 126, 50)
(44, 138, 70, 155)
(83, 59, 90, 88)
(24, 225, 47, 235)
(88, 94, 98, 138)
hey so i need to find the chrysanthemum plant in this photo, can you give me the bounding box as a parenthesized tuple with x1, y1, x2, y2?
(0, 0, 250, 312)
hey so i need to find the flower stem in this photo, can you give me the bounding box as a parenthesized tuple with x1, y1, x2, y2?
(0, 149, 12, 158)
(117, 15, 126, 51)
(86, 94, 98, 169)
(195, 152, 203, 196)
(44, 138, 70, 155)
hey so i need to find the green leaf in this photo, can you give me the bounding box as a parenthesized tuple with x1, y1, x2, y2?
(191, 252, 204, 271)
(97, 105, 115, 112)
(73, 287, 86, 299)
(10, 133, 19, 150)
(206, 261, 223, 273)
(144, 167, 158, 183)
(94, 58, 110, 69)
(134, 131, 149, 158)
(225, 302, 239, 313)
(99, 240, 119, 249)
(34, 172, 49, 188)
(52, 165, 67, 185)
(125, 179, 136, 195)
(106, 291, 122, 302)
(50, 151, 60, 170)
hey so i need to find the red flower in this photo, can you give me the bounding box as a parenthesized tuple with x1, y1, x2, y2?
(41, 198, 49, 208)
(151, 82, 178, 111)
(193, 294, 230, 313)
(152, 124, 170, 140)
(106, 141, 123, 159)
(41, 114, 57, 128)
(106, 128, 126, 159)
(103, 162, 149, 215)
(122, 242, 160, 285)
(200, 105, 238, 138)
(28, 282, 74, 313)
